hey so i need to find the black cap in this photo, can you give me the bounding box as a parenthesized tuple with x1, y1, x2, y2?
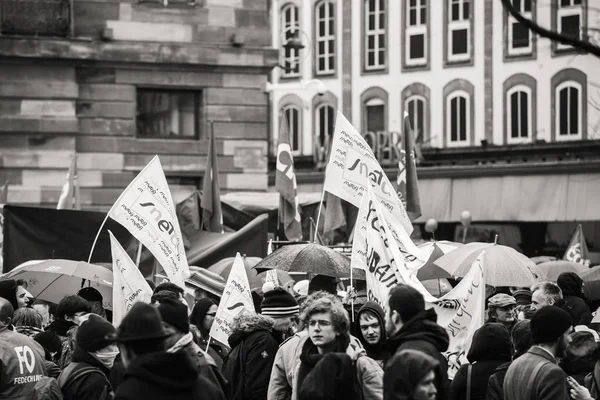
(110, 303, 170, 343)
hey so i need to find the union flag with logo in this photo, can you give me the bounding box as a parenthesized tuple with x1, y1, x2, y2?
(564, 224, 591, 267)
(276, 113, 302, 241)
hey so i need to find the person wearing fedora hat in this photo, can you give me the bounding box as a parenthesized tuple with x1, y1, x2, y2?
(111, 302, 224, 400)
(156, 298, 226, 396)
(57, 314, 118, 400)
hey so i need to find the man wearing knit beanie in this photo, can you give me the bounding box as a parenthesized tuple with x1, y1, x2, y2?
(57, 314, 118, 400)
(260, 287, 299, 334)
(504, 306, 573, 400)
(155, 298, 226, 396)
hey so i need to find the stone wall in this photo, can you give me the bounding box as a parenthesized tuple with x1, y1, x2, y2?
(0, 0, 275, 210)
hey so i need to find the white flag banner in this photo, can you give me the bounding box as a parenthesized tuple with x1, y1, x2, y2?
(351, 188, 486, 378)
(324, 111, 413, 234)
(109, 231, 154, 327)
(210, 253, 255, 345)
(432, 253, 486, 379)
(351, 187, 434, 311)
(107, 156, 190, 287)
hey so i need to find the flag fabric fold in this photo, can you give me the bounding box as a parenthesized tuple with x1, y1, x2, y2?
(57, 154, 80, 210)
(564, 224, 591, 267)
(109, 231, 153, 326)
(276, 113, 302, 241)
(210, 252, 255, 344)
(323, 192, 346, 241)
(202, 125, 224, 233)
(397, 111, 421, 220)
(107, 156, 190, 287)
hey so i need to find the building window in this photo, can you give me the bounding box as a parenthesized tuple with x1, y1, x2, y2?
(281, 4, 300, 78)
(405, 96, 426, 141)
(282, 104, 301, 153)
(405, 0, 428, 66)
(555, 81, 582, 140)
(507, 0, 533, 56)
(365, 98, 385, 132)
(446, 0, 471, 63)
(314, 103, 335, 166)
(507, 85, 532, 143)
(364, 0, 386, 71)
(136, 89, 202, 139)
(552, 0, 586, 54)
(315, 1, 336, 75)
(446, 91, 470, 146)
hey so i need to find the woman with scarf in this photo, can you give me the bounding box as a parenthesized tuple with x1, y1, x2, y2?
(384, 349, 441, 400)
(190, 298, 227, 368)
(294, 297, 383, 400)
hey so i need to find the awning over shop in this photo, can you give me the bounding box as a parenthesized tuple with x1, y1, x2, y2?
(416, 173, 600, 222)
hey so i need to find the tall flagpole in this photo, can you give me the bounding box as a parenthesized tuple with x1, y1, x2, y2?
(313, 190, 326, 243)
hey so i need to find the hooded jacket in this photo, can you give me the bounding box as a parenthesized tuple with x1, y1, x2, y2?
(114, 350, 224, 400)
(386, 308, 450, 400)
(357, 301, 388, 366)
(222, 313, 281, 400)
(450, 323, 512, 400)
(58, 346, 113, 400)
(385, 349, 443, 400)
(557, 272, 593, 326)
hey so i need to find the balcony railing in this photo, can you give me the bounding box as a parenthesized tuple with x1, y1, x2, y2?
(0, 0, 71, 37)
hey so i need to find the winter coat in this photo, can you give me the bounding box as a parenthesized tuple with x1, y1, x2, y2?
(297, 353, 362, 400)
(177, 334, 227, 396)
(222, 313, 282, 400)
(557, 272, 593, 326)
(385, 348, 444, 400)
(294, 335, 383, 400)
(0, 328, 47, 400)
(114, 350, 225, 400)
(268, 330, 309, 400)
(58, 346, 113, 400)
(450, 323, 512, 400)
(357, 301, 389, 367)
(44, 360, 61, 379)
(559, 331, 598, 385)
(504, 346, 568, 400)
(485, 362, 509, 400)
(386, 308, 450, 400)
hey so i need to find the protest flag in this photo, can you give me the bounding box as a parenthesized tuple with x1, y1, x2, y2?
(563, 224, 591, 267)
(109, 231, 153, 326)
(397, 111, 421, 220)
(176, 190, 201, 249)
(210, 252, 255, 344)
(0, 181, 8, 204)
(323, 192, 346, 241)
(276, 113, 302, 241)
(57, 154, 80, 210)
(323, 111, 413, 234)
(202, 123, 224, 233)
(102, 156, 190, 287)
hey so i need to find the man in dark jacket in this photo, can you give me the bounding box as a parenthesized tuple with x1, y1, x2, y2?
(156, 298, 227, 395)
(223, 288, 299, 400)
(504, 306, 573, 400)
(58, 314, 118, 400)
(385, 284, 450, 400)
(557, 272, 593, 326)
(486, 320, 533, 400)
(112, 302, 224, 400)
(450, 323, 512, 400)
(357, 301, 388, 367)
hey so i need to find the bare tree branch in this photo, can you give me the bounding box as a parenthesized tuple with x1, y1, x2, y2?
(500, 0, 600, 58)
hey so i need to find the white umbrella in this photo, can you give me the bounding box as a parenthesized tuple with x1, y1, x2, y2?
(434, 242, 545, 287)
(2, 259, 113, 310)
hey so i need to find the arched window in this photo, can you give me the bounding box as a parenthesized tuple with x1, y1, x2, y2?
(315, 104, 335, 165)
(361, 87, 388, 134)
(446, 91, 470, 145)
(506, 85, 532, 143)
(556, 81, 582, 140)
(315, 0, 336, 75)
(404, 95, 426, 141)
(282, 104, 301, 153)
(281, 4, 300, 77)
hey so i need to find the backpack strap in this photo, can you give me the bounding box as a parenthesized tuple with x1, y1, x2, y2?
(59, 363, 112, 395)
(466, 364, 472, 400)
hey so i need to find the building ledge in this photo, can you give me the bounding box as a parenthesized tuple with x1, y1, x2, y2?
(0, 36, 278, 70)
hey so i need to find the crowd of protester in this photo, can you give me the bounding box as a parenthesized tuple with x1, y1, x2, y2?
(0, 270, 599, 400)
